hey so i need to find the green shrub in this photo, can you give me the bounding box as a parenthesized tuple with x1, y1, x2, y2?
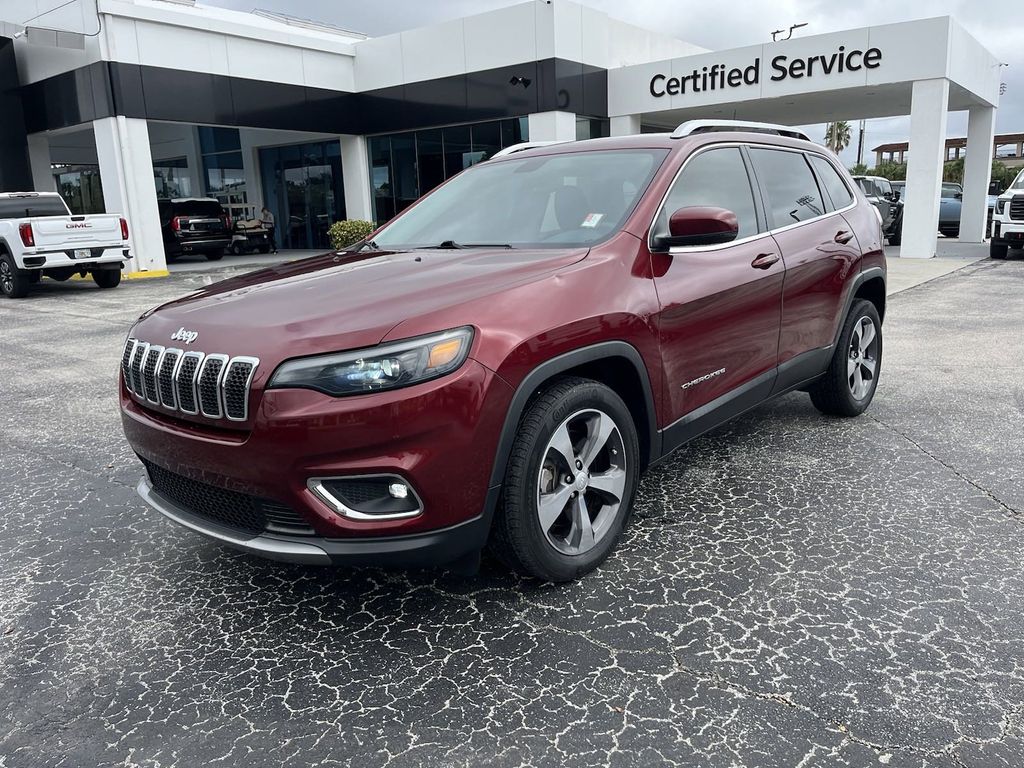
(328, 220, 376, 250)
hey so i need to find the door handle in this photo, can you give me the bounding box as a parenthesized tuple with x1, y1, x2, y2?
(751, 252, 780, 269)
(835, 230, 855, 244)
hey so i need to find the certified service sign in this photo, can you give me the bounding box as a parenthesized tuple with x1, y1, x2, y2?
(649, 46, 882, 98)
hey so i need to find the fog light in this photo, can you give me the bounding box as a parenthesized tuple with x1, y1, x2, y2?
(307, 476, 422, 521)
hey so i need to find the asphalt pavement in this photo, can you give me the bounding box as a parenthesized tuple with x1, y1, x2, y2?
(1, 252, 1022, 767)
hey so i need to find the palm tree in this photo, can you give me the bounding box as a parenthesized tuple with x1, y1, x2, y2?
(824, 121, 852, 154)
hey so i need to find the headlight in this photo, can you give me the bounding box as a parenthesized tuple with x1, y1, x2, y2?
(996, 199, 1007, 215)
(267, 327, 474, 396)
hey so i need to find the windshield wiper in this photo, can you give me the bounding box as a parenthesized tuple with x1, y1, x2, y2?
(358, 239, 380, 251)
(424, 240, 513, 249)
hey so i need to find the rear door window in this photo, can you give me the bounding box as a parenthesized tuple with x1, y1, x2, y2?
(809, 155, 854, 211)
(749, 148, 827, 227)
(173, 201, 224, 218)
(652, 147, 759, 246)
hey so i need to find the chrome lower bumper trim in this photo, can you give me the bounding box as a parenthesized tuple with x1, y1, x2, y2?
(136, 476, 332, 565)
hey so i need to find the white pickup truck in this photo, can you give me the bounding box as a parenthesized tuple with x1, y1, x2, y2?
(990, 167, 1024, 260)
(0, 192, 131, 299)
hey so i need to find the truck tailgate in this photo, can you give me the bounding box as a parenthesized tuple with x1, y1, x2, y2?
(30, 215, 124, 249)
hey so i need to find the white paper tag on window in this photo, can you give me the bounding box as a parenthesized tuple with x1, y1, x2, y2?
(581, 213, 604, 228)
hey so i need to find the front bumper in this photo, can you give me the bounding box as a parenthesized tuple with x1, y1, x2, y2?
(139, 475, 496, 566)
(992, 219, 1024, 245)
(122, 358, 514, 564)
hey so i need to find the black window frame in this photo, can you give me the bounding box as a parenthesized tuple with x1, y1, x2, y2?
(807, 153, 855, 213)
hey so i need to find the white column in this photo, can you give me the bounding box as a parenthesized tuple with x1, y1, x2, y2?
(527, 111, 577, 142)
(960, 105, 996, 243)
(27, 134, 56, 192)
(93, 117, 166, 275)
(339, 134, 373, 222)
(901, 79, 950, 259)
(610, 115, 642, 137)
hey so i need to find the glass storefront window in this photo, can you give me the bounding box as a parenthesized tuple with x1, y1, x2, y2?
(153, 157, 191, 198)
(259, 140, 345, 251)
(576, 117, 610, 141)
(53, 165, 104, 215)
(368, 117, 529, 223)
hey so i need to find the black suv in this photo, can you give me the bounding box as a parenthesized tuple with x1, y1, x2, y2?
(158, 198, 231, 261)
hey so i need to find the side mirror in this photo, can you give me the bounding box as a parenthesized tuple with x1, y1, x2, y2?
(657, 206, 739, 249)
(892, 190, 901, 202)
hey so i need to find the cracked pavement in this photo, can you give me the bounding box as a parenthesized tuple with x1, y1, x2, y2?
(1, 257, 1023, 767)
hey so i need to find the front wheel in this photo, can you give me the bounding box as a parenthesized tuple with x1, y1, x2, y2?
(809, 299, 882, 417)
(990, 241, 1008, 259)
(490, 377, 640, 582)
(0, 253, 30, 298)
(92, 269, 122, 289)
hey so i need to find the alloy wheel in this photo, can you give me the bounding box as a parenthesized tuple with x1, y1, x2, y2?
(0, 261, 13, 295)
(536, 408, 626, 556)
(848, 316, 879, 400)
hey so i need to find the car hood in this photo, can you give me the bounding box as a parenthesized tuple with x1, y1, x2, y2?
(132, 247, 588, 360)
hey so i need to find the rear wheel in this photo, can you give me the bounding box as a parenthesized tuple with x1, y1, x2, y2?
(940, 228, 959, 238)
(887, 230, 901, 247)
(92, 269, 122, 289)
(0, 253, 30, 298)
(990, 241, 1008, 259)
(231, 242, 244, 256)
(490, 377, 640, 582)
(205, 250, 225, 261)
(809, 299, 882, 417)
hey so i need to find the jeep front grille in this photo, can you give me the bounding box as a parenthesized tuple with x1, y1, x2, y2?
(1010, 195, 1024, 221)
(122, 338, 259, 423)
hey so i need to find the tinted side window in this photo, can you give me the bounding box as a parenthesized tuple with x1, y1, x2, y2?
(809, 155, 854, 210)
(750, 148, 826, 226)
(654, 147, 758, 245)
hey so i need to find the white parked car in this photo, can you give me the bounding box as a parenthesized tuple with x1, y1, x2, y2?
(0, 192, 131, 298)
(990, 168, 1024, 259)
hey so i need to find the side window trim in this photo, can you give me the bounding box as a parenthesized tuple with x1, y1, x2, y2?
(647, 143, 766, 253)
(807, 152, 856, 214)
(807, 153, 838, 213)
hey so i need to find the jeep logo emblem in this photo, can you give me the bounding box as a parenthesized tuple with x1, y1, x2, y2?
(170, 327, 199, 345)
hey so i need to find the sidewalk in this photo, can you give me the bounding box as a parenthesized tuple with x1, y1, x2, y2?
(885, 239, 990, 294)
(166, 249, 324, 274)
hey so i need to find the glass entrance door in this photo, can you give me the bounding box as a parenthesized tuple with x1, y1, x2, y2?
(260, 141, 345, 251)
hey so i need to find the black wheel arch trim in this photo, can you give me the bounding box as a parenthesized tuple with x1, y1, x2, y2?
(485, 340, 660, 494)
(835, 266, 886, 348)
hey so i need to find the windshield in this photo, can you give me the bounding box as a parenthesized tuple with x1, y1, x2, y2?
(372, 149, 669, 249)
(941, 183, 962, 198)
(0, 196, 70, 219)
(172, 200, 224, 218)
(1010, 169, 1024, 191)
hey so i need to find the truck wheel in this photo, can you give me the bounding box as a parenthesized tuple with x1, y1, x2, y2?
(231, 243, 244, 256)
(490, 376, 640, 582)
(887, 231, 901, 247)
(205, 250, 225, 261)
(990, 241, 1008, 259)
(809, 299, 882, 417)
(0, 253, 30, 298)
(258, 244, 271, 254)
(92, 269, 122, 289)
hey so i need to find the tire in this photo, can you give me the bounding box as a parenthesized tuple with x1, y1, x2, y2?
(809, 299, 882, 417)
(92, 269, 121, 289)
(231, 243, 244, 256)
(489, 376, 640, 582)
(940, 228, 959, 239)
(887, 231, 901, 247)
(205, 250, 225, 261)
(990, 241, 1008, 259)
(258, 244, 271, 254)
(0, 252, 30, 298)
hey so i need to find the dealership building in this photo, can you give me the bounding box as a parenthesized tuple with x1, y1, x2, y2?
(0, 0, 1002, 273)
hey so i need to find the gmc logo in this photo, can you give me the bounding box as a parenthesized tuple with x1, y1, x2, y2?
(170, 327, 200, 345)
(66, 222, 91, 229)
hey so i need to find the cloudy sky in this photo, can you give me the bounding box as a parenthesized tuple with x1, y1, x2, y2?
(207, 0, 1020, 166)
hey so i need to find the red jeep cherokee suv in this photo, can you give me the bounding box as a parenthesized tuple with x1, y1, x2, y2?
(120, 121, 886, 582)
